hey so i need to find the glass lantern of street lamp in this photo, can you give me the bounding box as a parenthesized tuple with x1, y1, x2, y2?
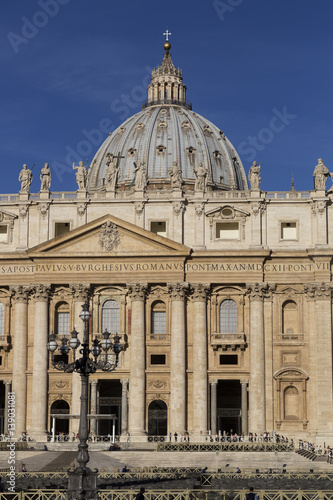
(113, 334, 123, 355)
(91, 338, 101, 358)
(68, 328, 80, 350)
(79, 302, 91, 323)
(47, 332, 58, 353)
(100, 329, 112, 351)
(59, 336, 70, 355)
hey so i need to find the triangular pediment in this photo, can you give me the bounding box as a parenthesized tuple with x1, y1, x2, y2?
(205, 205, 250, 218)
(28, 214, 191, 257)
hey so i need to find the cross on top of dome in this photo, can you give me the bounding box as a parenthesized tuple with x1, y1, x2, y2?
(163, 29, 172, 41)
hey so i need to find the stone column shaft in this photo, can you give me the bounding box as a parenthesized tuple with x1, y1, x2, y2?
(210, 380, 218, 435)
(4, 381, 11, 434)
(11, 287, 29, 437)
(192, 285, 209, 435)
(90, 380, 98, 435)
(241, 380, 248, 435)
(248, 284, 266, 433)
(121, 379, 129, 435)
(128, 284, 147, 436)
(31, 286, 50, 441)
(169, 282, 188, 434)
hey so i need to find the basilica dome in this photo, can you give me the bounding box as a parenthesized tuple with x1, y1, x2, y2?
(87, 43, 248, 192)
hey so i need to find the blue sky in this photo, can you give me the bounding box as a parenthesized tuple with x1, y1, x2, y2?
(1, 0, 332, 193)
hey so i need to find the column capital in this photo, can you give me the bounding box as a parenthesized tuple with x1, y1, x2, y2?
(167, 282, 189, 300)
(32, 284, 51, 302)
(90, 379, 98, 387)
(191, 283, 210, 301)
(4, 380, 12, 387)
(70, 283, 90, 301)
(10, 285, 30, 303)
(304, 282, 333, 301)
(126, 283, 148, 301)
(240, 379, 249, 385)
(246, 282, 272, 300)
(120, 378, 129, 386)
(210, 379, 218, 386)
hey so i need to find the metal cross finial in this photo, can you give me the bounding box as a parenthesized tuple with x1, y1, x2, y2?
(163, 29, 172, 41)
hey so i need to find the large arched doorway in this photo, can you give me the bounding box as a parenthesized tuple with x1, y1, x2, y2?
(50, 400, 70, 435)
(148, 400, 167, 436)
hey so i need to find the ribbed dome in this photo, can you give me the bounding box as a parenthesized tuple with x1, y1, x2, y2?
(87, 43, 248, 192)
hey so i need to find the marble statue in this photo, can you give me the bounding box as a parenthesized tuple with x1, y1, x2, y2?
(40, 163, 51, 191)
(248, 161, 261, 190)
(19, 164, 33, 193)
(73, 161, 87, 190)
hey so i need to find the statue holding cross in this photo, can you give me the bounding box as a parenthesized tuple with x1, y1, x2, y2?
(105, 151, 124, 192)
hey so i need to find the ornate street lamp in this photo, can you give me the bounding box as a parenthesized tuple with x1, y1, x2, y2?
(47, 302, 122, 499)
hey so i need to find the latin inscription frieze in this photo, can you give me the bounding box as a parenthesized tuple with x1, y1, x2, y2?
(0, 260, 330, 275)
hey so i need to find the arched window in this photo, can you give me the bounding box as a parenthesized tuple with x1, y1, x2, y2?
(219, 299, 237, 333)
(282, 300, 297, 334)
(55, 302, 69, 336)
(151, 301, 166, 336)
(284, 386, 299, 420)
(0, 303, 4, 336)
(102, 300, 119, 333)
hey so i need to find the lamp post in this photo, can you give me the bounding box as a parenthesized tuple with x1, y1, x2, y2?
(47, 302, 122, 500)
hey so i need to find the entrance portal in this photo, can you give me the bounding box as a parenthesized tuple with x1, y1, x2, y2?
(50, 400, 69, 435)
(217, 380, 241, 434)
(98, 380, 121, 436)
(148, 400, 167, 436)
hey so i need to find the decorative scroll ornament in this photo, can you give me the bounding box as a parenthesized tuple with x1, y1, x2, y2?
(99, 221, 121, 251)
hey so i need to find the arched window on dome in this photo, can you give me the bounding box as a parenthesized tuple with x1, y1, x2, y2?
(219, 299, 237, 334)
(151, 301, 166, 338)
(0, 303, 4, 336)
(102, 299, 119, 333)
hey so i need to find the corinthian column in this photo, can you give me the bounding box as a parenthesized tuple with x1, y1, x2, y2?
(127, 283, 147, 436)
(210, 380, 218, 436)
(241, 379, 249, 435)
(308, 283, 333, 435)
(247, 282, 267, 433)
(192, 284, 209, 437)
(70, 283, 90, 433)
(168, 282, 188, 434)
(11, 286, 30, 437)
(30, 285, 50, 441)
(120, 378, 129, 436)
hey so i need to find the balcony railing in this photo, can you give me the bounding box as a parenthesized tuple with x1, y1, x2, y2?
(211, 333, 246, 351)
(142, 98, 192, 110)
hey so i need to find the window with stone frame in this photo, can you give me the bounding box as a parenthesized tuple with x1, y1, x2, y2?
(219, 299, 237, 333)
(55, 302, 70, 336)
(102, 299, 120, 333)
(151, 301, 166, 336)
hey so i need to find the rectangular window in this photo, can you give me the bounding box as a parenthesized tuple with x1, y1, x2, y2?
(57, 312, 70, 336)
(0, 225, 8, 243)
(152, 311, 166, 334)
(151, 221, 167, 237)
(55, 222, 70, 238)
(216, 222, 239, 240)
(220, 354, 238, 365)
(281, 222, 297, 240)
(151, 354, 166, 365)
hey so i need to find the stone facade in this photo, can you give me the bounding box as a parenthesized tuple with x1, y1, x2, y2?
(0, 41, 332, 444)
